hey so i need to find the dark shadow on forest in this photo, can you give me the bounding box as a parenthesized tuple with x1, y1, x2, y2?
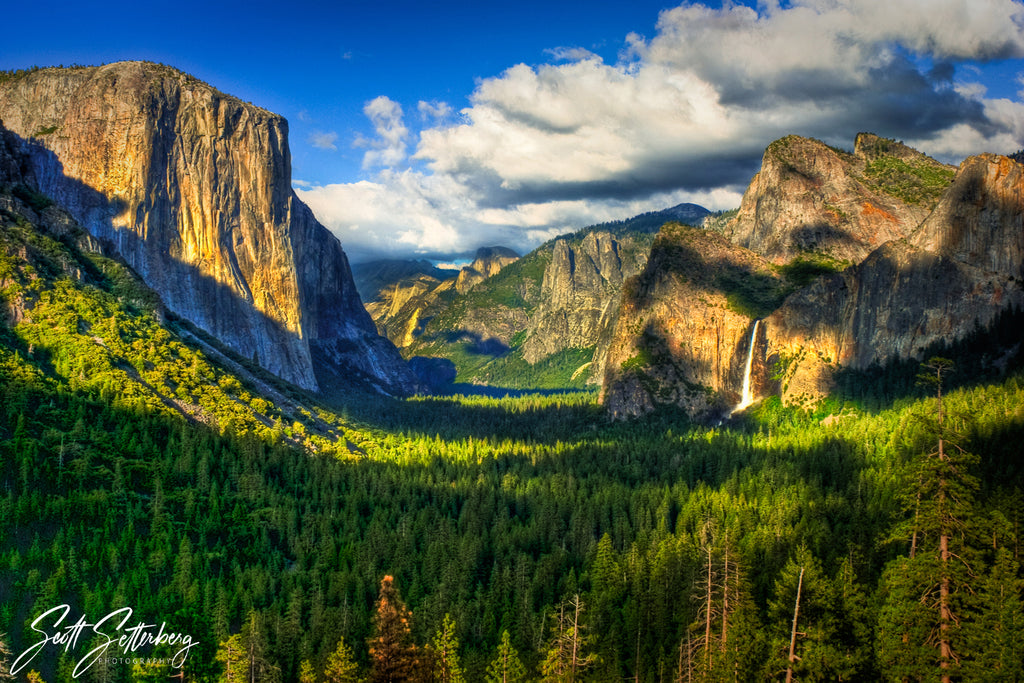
(442, 330, 511, 357)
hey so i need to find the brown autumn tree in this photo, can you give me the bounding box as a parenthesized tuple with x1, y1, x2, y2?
(368, 575, 417, 683)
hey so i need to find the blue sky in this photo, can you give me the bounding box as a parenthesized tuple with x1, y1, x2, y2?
(5, 1, 1024, 261)
(3, 0, 673, 186)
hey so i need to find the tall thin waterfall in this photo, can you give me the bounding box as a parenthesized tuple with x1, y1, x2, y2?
(730, 320, 760, 416)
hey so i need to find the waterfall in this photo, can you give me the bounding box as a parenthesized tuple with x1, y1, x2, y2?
(730, 319, 760, 416)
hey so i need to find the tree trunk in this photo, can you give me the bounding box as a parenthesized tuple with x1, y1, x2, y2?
(785, 567, 804, 683)
(705, 544, 713, 672)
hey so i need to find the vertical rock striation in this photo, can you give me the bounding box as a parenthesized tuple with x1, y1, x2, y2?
(521, 231, 642, 371)
(0, 62, 415, 395)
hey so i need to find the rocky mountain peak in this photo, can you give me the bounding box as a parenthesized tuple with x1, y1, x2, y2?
(911, 153, 1024, 278)
(455, 246, 519, 293)
(727, 133, 954, 265)
(764, 151, 1024, 407)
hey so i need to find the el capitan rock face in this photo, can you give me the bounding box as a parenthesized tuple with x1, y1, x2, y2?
(0, 62, 416, 395)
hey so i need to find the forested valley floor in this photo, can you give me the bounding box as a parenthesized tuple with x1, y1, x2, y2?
(2, 205, 1024, 681)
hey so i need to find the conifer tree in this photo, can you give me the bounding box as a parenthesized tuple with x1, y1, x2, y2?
(216, 633, 247, 683)
(325, 636, 360, 683)
(432, 613, 466, 683)
(216, 612, 280, 683)
(486, 630, 527, 683)
(369, 575, 417, 683)
(298, 659, 318, 683)
(766, 547, 847, 682)
(540, 594, 597, 682)
(966, 547, 1024, 681)
(878, 358, 980, 682)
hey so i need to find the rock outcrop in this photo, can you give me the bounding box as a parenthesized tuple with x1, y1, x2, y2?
(727, 134, 955, 264)
(766, 153, 1024, 405)
(356, 247, 517, 350)
(911, 154, 1024, 277)
(521, 231, 647, 382)
(601, 136, 1023, 418)
(0, 62, 416, 395)
(455, 246, 520, 294)
(602, 224, 784, 419)
(357, 203, 710, 388)
(365, 272, 456, 348)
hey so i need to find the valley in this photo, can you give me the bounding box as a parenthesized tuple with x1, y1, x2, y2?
(0, 62, 1023, 683)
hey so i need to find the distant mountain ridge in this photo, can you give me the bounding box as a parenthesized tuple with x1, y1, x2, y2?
(0, 61, 416, 396)
(359, 204, 712, 389)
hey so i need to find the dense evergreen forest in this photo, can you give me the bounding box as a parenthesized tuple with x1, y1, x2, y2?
(2, 190, 1024, 682)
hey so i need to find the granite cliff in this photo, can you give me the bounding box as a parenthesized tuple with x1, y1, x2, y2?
(454, 246, 520, 294)
(727, 133, 955, 264)
(0, 62, 415, 395)
(602, 135, 1023, 418)
(356, 247, 518, 352)
(520, 230, 649, 382)
(359, 206, 700, 389)
(377, 229, 655, 388)
(766, 153, 1024, 405)
(601, 224, 783, 419)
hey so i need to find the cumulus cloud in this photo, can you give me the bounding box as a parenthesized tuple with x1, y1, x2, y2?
(297, 170, 727, 262)
(308, 130, 338, 150)
(308, 0, 1024, 260)
(356, 96, 409, 168)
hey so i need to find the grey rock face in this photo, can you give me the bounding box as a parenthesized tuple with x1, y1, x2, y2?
(523, 232, 627, 363)
(766, 153, 1024, 405)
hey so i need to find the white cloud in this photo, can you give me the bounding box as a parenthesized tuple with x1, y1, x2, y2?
(418, 100, 453, 121)
(300, 171, 741, 262)
(307, 0, 1024, 260)
(544, 46, 599, 62)
(308, 130, 338, 151)
(357, 96, 409, 169)
(298, 170, 477, 260)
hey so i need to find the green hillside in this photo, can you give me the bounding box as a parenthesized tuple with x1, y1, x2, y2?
(406, 231, 655, 391)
